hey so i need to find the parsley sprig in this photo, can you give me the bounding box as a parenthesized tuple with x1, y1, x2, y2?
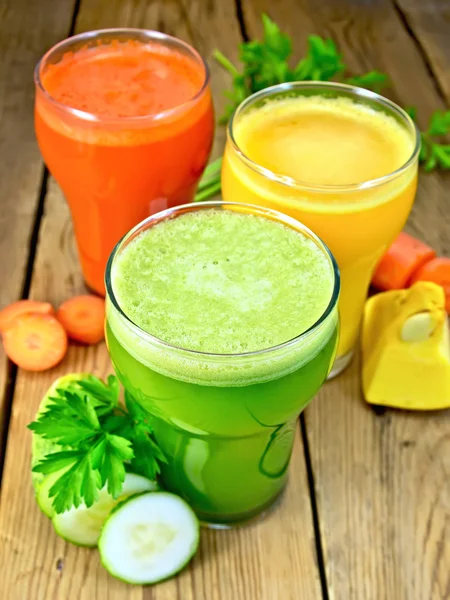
(195, 14, 450, 202)
(215, 16, 387, 124)
(28, 375, 166, 514)
(410, 108, 450, 171)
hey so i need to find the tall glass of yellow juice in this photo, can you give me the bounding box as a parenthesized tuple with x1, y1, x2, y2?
(222, 82, 420, 377)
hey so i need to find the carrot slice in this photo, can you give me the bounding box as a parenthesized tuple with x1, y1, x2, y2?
(56, 295, 105, 345)
(2, 313, 67, 371)
(410, 257, 450, 313)
(0, 300, 54, 333)
(372, 232, 436, 291)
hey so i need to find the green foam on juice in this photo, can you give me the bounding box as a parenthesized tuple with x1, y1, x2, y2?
(109, 208, 336, 386)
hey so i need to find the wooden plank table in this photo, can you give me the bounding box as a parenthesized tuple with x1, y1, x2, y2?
(0, 1, 448, 598)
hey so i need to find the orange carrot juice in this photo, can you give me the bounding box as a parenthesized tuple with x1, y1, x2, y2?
(35, 30, 214, 295)
(222, 83, 419, 376)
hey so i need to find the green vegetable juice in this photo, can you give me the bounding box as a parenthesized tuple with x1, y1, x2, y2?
(106, 203, 339, 525)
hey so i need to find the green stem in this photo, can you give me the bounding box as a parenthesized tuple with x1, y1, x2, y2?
(419, 132, 431, 163)
(213, 50, 240, 77)
(194, 180, 222, 202)
(196, 157, 223, 192)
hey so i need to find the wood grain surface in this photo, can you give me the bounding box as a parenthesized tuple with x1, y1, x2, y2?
(0, 188, 323, 600)
(74, 0, 242, 160)
(0, 0, 76, 459)
(0, 2, 322, 599)
(243, 1, 450, 598)
(0, 1, 448, 599)
(394, 0, 450, 100)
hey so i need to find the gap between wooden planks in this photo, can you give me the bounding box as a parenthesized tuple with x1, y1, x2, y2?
(393, 0, 450, 104)
(0, 184, 322, 600)
(0, 1, 324, 599)
(0, 0, 77, 463)
(242, 1, 450, 599)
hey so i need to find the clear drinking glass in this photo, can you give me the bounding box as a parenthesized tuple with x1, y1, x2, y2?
(105, 201, 340, 527)
(222, 82, 420, 377)
(35, 29, 214, 295)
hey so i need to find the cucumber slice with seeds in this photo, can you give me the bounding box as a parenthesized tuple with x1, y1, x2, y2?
(52, 473, 158, 547)
(99, 492, 199, 585)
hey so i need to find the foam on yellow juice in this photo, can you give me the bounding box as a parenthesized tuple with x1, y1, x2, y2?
(222, 95, 418, 359)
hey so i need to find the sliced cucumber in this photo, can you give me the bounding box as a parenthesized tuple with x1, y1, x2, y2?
(37, 470, 67, 518)
(52, 473, 158, 547)
(99, 492, 199, 585)
(31, 373, 87, 492)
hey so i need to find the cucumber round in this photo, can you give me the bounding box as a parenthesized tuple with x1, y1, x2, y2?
(31, 373, 88, 492)
(37, 470, 67, 518)
(52, 473, 158, 547)
(99, 492, 199, 585)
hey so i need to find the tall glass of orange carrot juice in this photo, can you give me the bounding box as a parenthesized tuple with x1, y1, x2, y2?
(35, 29, 214, 296)
(222, 82, 420, 377)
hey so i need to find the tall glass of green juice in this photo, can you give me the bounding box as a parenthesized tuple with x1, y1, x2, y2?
(105, 202, 339, 526)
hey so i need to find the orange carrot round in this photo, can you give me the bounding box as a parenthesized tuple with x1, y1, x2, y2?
(372, 232, 436, 291)
(3, 313, 67, 371)
(0, 300, 54, 333)
(410, 257, 450, 313)
(56, 295, 105, 345)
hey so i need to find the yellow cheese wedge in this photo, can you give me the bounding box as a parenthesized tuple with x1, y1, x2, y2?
(362, 281, 450, 410)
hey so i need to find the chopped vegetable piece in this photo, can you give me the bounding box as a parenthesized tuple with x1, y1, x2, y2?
(57, 295, 105, 345)
(51, 474, 158, 546)
(31, 374, 84, 492)
(37, 470, 66, 518)
(28, 374, 165, 514)
(0, 300, 54, 333)
(410, 257, 450, 313)
(362, 281, 450, 410)
(3, 313, 67, 371)
(99, 492, 199, 585)
(372, 232, 436, 291)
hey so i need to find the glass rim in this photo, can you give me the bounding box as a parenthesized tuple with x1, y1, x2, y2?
(34, 28, 211, 124)
(227, 81, 421, 193)
(105, 200, 340, 359)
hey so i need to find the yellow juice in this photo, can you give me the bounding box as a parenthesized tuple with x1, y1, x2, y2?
(222, 87, 418, 372)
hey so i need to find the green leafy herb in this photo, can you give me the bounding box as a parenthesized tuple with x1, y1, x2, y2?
(101, 391, 167, 481)
(344, 70, 389, 93)
(213, 14, 387, 125)
(195, 14, 450, 202)
(294, 35, 345, 82)
(419, 110, 450, 171)
(75, 374, 120, 415)
(405, 106, 417, 121)
(28, 375, 165, 514)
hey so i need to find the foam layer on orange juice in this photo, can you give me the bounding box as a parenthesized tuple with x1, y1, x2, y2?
(41, 40, 204, 118)
(37, 40, 209, 145)
(234, 96, 414, 187)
